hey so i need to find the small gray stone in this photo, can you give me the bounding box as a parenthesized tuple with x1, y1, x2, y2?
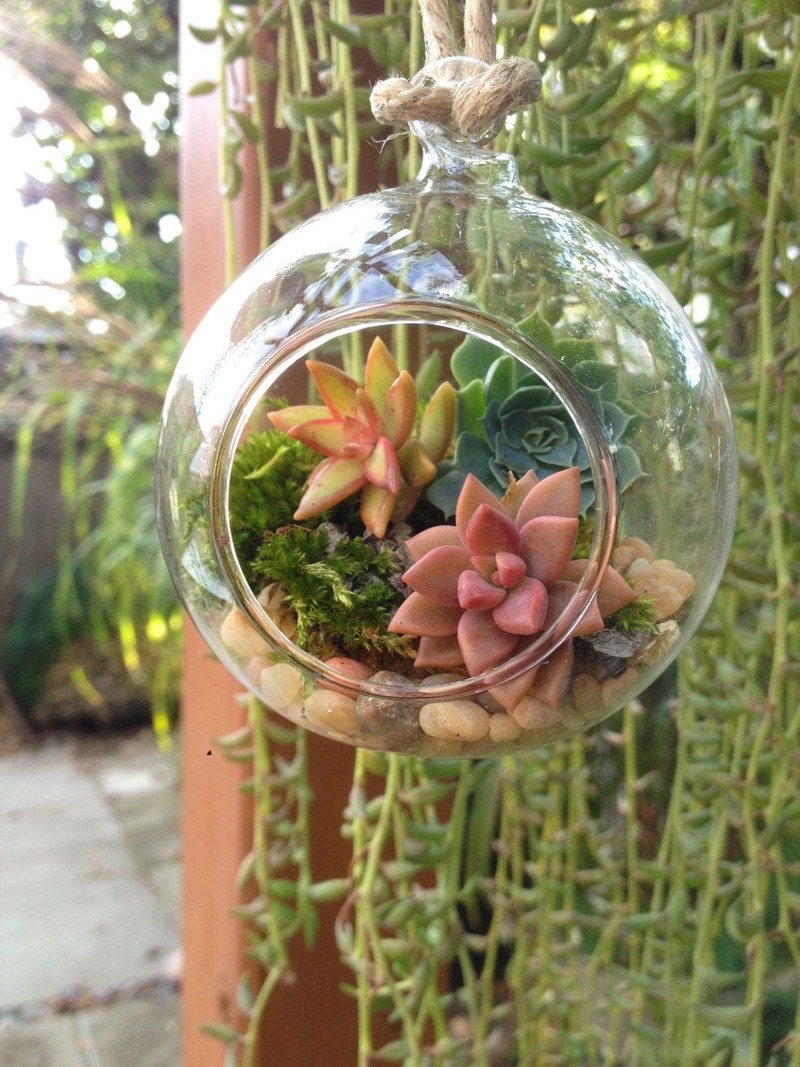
(354, 672, 422, 745)
(584, 628, 650, 659)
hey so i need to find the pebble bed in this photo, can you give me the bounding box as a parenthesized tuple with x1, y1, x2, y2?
(217, 538, 696, 755)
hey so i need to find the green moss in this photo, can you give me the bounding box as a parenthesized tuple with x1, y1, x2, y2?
(228, 430, 319, 583)
(573, 518, 595, 559)
(252, 525, 412, 662)
(607, 595, 660, 635)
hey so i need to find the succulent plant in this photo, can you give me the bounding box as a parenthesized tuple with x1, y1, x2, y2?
(428, 320, 644, 518)
(389, 467, 637, 709)
(269, 337, 455, 538)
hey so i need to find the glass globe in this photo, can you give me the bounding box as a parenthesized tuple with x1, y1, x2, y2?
(155, 59, 736, 757)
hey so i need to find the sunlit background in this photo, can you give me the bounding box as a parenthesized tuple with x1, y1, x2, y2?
(0, 0, 184, 741)
(0, 1, 181, 332)
(0, 62, 72, 314)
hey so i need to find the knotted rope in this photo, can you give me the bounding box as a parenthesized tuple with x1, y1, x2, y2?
(370, 0, 542, 141)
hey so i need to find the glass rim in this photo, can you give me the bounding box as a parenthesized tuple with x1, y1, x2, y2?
(208, 297, 619, 702)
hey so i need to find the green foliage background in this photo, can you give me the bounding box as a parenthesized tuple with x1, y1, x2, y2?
(199, 2, 800, 1064)
(4, 0, 798, 1063)
(0, 0, 181, 733)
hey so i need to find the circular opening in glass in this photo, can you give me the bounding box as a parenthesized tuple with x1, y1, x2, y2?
(208, 298, 619, 703)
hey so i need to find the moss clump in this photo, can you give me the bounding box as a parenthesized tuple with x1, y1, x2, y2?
(607, 595, 660, 635)
(573, 518, 595, 560)
(228, 429, 320, 584)
(252, 525, 412, 663)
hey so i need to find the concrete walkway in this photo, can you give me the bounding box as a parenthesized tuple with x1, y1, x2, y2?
(0, 729, 181, 1065)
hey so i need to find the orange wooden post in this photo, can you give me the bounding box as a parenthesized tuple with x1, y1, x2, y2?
(178, 5, 359, 1062)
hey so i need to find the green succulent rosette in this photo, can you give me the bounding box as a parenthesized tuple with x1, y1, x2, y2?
(428, 315, 645, 518)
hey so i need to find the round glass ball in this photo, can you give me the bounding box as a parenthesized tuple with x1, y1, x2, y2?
(156, 76, 736, 757)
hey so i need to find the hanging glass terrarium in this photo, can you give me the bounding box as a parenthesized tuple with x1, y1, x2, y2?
(155, 56, 737, 757)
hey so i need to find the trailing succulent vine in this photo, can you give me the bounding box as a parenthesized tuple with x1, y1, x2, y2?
(189, 2, 800, 1065)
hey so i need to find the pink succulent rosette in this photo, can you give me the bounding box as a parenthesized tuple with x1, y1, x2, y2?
(388, 466, 636, 711)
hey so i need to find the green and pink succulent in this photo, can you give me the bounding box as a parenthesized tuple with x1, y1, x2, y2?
(268, 337, 455, 538)
(388, 466, 636, 709)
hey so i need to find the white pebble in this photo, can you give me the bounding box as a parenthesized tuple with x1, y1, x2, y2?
(246, 656, 270, 688)
(419, 700, 490, 743)
(512, 697, 563, 732)
(304, 688, 361, 737)
(421, 673, 465, 686)
(220, 607, 271, 661)
(601, 667, 639, 710)
(488, 714, 522, 743)
(281, 698, 305, 723)
(259, 662, 303, 710)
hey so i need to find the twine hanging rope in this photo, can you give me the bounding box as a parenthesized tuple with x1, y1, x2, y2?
(370, 0, 542, 141)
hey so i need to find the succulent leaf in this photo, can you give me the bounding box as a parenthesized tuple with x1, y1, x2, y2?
(418, 381, 456, 463)
(490, 665, 540, 712)
(424, 467, 465, 520)
(515, 466, 581, 526)
(405, 524, 463, 561)
(388, 592, 462, 637)
(450, 334, 498, 387)
(289, 417, 371, 459)
(414, 351, 442, 401)
(455, 473, 505, 543)
(403, 545, 473, 607)
(544, 581, 605, 637)
(613, 443, 645, 493)
(457, 380, 486, 438)
(294, 457, 366, 519)
(519, 516, 579, 585)
(453, 432, 494, 487)
(414, 634, 463, 670)
(494, 551, 527, 588)
(381, 371, 417, 448)
(359, 483, 396, 539)
(485, 354, 518, 404)
(596, 566, 638, 616)
(307, 360, 360, 420)
(364, 336, 400, 412)
(457, 570, 507, 611)
(465, 504, 521, 556)
(268, 404, 330, 432)
(502, 469, 540, 519)
(518, 311, 555, 352)
(573, 360, 618, 400)
(457, 610, 519, 675)
(531, 641, 574, 707)
(492, 577, 548, 635)
(362, 435, 401, 494)
(397, 438, 438, 488)
(565, 558, 638, 617)
(354, 387, 380, 438)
